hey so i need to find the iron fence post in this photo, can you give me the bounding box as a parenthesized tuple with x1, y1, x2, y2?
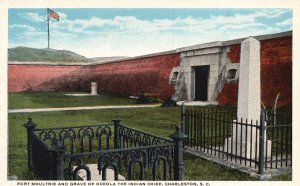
(53, 139, 66, 180)
(113, 119, 121, 149)
(23, 117, 37, 170)
(170, 126, 187, 180)
(258, 109, 266, 175)
(181, 103, 186, 134)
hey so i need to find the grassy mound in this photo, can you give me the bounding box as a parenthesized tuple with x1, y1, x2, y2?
(8, 46, 90, 62)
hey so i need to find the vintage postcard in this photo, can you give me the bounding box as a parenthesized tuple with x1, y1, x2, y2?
(1, 0, 299, 186)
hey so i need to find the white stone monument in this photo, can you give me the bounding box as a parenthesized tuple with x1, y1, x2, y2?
(225, 37, 271, 159)
(91, 82, 98, 95)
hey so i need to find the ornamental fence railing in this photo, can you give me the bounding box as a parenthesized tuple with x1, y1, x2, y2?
(24, 118, 187, 180)
(181, 106, 292, 175)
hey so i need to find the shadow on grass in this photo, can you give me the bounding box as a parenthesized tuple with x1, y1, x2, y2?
(8, 92, 138, 109)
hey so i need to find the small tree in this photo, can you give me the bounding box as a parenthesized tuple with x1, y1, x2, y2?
(261, 93, 280, 125)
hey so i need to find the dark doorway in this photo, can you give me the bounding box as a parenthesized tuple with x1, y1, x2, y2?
(194, 65, 209, 101)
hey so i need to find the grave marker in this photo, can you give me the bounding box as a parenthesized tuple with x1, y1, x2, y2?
(225, 37, 271, 159)
(91, 82, 97, 95)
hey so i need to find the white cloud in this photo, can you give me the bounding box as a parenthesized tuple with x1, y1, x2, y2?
(219, 22, 267, 31)
(49, 9, 290, 36)
(258, 9, 290, 19)
(10, 9, 292, 57)
(276, 18, 292, 27)
(9, 24, 36, 31)
(19, 12, 46, 22)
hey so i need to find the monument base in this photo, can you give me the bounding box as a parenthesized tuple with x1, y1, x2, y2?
(66, 93, 98, 97)
(224, 137, 272, 160)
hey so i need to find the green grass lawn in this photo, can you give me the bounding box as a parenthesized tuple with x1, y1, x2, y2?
(8, 92, 140, 109)
(8, 107, 180, 180)
(8, 92, 292, 181)
(8, 107, 291, 181)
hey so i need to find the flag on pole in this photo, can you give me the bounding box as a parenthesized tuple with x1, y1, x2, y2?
(47, 8, 59, 48)
(48, 8, 59, 21)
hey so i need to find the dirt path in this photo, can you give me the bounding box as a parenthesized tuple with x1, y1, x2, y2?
(8, 104, 161, 113)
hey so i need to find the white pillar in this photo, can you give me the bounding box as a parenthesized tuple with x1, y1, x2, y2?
(225, 37, 271, 159)
(91, 82, 97, 95)
(235, 37, 261, 146)
(237, 37, 261, 122)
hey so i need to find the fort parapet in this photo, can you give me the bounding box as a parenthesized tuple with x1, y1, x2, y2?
(8, 31, 292, 108)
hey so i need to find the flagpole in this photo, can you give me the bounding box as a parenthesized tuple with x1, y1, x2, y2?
(47, 8, 50, 48)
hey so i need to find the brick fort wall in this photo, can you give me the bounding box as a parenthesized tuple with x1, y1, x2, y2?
(8, 64, 92, 92)
(91, 53, 180, 98)
(217, 36, 292, 108)
(8, 52, 181, 99)
(8, 36, 292, 107)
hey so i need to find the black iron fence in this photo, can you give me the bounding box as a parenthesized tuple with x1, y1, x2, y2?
(24, 118, 187, 180)
(181, 105, 292, 174)
(264, 111, 292, 169)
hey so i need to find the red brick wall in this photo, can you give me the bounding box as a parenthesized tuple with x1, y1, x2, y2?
(217, 36, 292, 108)
(260, 36, 292, 108)
(8, 64, 92, 92)
(8, 53, 180, 99)
(216, 83, 239, 107)
(226, 44, 241, 63)
(91, 53, 181, 98)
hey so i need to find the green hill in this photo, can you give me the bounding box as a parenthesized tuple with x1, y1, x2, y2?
(8, 46, 90, 62)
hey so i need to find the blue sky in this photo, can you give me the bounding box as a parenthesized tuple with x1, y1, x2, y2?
(8, 8, 292, 58)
